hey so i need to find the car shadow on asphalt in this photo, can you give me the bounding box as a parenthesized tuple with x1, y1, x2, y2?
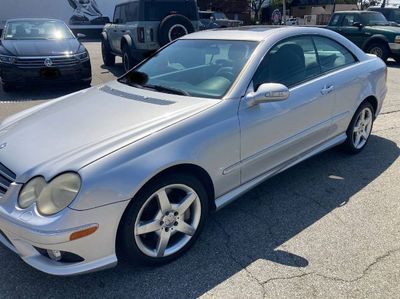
(100, 64, 125, 78)
(0, 134, 398, 298)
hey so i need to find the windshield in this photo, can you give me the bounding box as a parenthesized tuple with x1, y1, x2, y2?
(4, 20, 74, 40)
(361, 12, 390, 26)
(391, 10, 400, 23)
(119, 39, 258, 99)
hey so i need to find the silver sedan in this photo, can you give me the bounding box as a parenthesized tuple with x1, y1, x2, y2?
(0, 26, 387, 275)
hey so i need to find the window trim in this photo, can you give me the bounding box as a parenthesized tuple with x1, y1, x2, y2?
(249, 34, 359, 92)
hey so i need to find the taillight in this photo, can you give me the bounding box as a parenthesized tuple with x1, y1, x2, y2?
(137, 27, 145, 43)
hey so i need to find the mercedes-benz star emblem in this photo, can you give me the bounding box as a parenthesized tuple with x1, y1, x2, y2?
(44, 58, 53, 67)
(0, 143, 6, 150)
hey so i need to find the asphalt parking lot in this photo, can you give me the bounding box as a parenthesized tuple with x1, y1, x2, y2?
(0, 42, 399, 298)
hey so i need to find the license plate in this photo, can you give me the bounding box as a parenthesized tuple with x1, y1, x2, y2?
(40, 68, 60, 79)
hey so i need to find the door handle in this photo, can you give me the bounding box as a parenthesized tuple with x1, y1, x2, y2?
(321, 85, 334, 95)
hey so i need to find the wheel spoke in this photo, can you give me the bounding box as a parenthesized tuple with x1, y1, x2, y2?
(354, 132, 361, 147)
(362, 130, 369, 140)
(353, 125, 360, 133)
(136, 220, 161, 236)
(361, 109, 366, 122)
(156, 229, 171, 257)
(157, 189, 171, 213)
(176, 221, 196, 236)
(177, 192, 197, 214)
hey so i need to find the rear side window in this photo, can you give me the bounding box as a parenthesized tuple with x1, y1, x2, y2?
(125, 2, 139, 22)
(329, 14, 341, 26)
(313, 36, 356, 73)
(253, 36, 321, 89)
(144, 1, 198, 21)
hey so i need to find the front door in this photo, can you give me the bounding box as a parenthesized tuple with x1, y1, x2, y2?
(238, 36, 336, 183)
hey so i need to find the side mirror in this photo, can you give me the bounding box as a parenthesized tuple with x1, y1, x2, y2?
(76, 33, 86, 39)
(352, 22, 363, 28)
(246, 83, 290, 106)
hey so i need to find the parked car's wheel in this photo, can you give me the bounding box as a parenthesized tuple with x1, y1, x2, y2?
(366, 42, 389, 62)
(122, 45, 135, 72)
(341, 102, 375, 154)
(118, 174, 209, 266)
(158, 14, 195, 46)
(1, 82, 15, 93)
(80, 79, 92, 88)
(101, 38, 115, 67)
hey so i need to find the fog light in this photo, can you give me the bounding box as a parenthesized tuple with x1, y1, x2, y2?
(47, 249, 62, 261)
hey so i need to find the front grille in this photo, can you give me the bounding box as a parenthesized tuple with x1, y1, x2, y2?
(14, 56, 80, 68)
(0, 163, 16, 196)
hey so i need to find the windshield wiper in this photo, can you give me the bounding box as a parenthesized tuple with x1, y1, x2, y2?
(144, 84, 190, 96)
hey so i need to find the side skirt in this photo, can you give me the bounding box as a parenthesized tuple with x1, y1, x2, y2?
(214, 133, 347, 210)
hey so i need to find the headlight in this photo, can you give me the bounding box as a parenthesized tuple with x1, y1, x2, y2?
(0, 55, 15, 64)
(18, 177, 46, 209)
(395, 36, 400, 44)
(75, 51, 89, 61)
(18, 173, 81, 216)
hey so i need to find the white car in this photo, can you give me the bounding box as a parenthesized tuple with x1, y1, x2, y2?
(0, 26, 387, 275)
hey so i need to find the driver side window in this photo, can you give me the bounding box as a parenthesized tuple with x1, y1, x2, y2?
(252, 36, 321, 90)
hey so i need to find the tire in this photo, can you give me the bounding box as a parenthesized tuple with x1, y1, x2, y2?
(101, 38, 115, 67)
(117, 173, 209, 266)
(1, 82, 15, 93)
(341, 102, 375, 154)
(366, 42, 390, 63)
(158, 14, 195, 46)
(80, 79, 92, 88)
(122, 44, 135, 72)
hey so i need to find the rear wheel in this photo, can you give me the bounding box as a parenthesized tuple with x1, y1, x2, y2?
(366, 42, 389, 62)
(341, 102, 374, 154)
(118, 174, 208, 266)
(101, 38, 115, 66)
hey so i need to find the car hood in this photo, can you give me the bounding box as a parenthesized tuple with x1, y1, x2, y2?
(0, 38, 81, 56)
(0, 81, 219, 182)
(366, 25, 400, 34)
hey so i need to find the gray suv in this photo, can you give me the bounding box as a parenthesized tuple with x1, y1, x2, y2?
(102, 0, 199, 71)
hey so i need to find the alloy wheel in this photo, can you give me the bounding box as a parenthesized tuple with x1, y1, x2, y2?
(352, 107, 373, 149)
(134, 184, 202, 258)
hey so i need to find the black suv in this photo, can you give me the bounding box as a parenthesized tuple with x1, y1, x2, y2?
(368, 6, 400, 25)
(102, 0, 199, 72)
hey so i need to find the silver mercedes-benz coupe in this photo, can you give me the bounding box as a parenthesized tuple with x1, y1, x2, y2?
(0, 26, 387, 275)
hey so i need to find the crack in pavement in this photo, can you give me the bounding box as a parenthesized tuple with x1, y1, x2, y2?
(379, 109, 400, 116)
(261, 247, 400, 287)
(212, 218, 267, 298)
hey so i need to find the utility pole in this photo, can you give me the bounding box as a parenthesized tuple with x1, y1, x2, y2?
(333, 0, 336, 13)
(381, 0, 387, 8)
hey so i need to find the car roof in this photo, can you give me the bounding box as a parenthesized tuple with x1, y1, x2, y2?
(181, 26, 336, 42)
(333, 11, 381, 14)
(6, 18, 63, 23)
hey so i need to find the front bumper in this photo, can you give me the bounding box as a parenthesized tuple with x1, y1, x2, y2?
(0, 183, 129, 276)
(389, 43, 400, 55)
(0, 60, 91, 85)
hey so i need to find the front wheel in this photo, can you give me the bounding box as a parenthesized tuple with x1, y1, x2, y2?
(341, 102, 374, 154)
(1, 82, 16, 93)
(101, 39, 115, 67)
(118, 174, 209, 266)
